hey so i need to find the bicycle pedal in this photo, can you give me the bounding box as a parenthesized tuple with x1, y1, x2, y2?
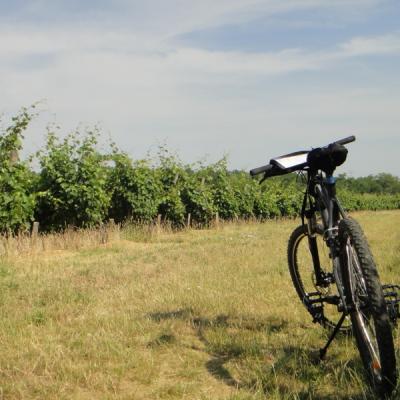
(303, 292, 324, 323)
(382, 284, 400, 324)
(305, 291, 323, 304)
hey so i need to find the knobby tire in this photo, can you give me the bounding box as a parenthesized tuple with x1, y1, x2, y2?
(339, 218, 397, 397)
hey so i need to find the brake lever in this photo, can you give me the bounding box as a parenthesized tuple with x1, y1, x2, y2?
(259, 174, 267, 184)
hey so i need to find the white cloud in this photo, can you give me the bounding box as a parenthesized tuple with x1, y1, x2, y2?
(2, 0, 382, 40)
(2, 26, 400, 83)
(0, 0, 399, 176)
(340, 33, 400, 56)
(112, 0, 382, 38)
(0, 29, 149, 57)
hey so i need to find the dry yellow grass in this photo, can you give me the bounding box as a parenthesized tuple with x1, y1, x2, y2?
(0, 211, 399, 399)
(0, 222, 121, 258)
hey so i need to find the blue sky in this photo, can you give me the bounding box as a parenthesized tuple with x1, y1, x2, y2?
(1, 0, 399, 176)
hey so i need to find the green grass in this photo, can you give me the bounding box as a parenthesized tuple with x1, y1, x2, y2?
(0, 211, 399, 399)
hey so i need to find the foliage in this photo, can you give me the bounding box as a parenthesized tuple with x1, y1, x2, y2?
(35, 129, 110, 230)
(156, 149, 187, 226)
(181, 175, 216, 224)
(208, 158, 240, 220)
(337, 173, 400, 194)
(231, 173, 259, 219)
(107, 152, 163, 223)
(1, 108, 400, 232)
(0, 108, 36, 233)
(338, 189, 400, 211)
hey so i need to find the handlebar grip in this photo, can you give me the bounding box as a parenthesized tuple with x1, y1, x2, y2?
(334, 135, 356, 146)
(250, 164, 273, 176)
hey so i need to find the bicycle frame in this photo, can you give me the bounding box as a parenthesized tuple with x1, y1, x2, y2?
(302, 170, 349, 313)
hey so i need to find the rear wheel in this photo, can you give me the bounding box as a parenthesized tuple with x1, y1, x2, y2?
(288, 224, 351, 331)
(339, 218, 396, 397)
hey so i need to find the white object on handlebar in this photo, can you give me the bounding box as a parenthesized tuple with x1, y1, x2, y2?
(272, 151, 308, 170)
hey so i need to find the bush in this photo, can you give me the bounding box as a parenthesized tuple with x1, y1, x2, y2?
(1, 107, 399, 232)
(0, 108, 36, 233)
(181, 176, 216, 225)
(108, 153, 162, 223)
(35, 129, 110, 230)
(156, 149, 187, 226)
(209, 159, 239, 220)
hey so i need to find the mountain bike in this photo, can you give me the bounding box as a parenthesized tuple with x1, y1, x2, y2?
(250, 136, 399, 397)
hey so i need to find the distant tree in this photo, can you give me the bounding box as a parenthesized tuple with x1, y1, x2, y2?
(337, 173, 400, 194)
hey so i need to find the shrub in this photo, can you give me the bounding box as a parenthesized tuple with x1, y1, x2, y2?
(2, 106, 399, 231)
(0, 108, 36, 233)
(35, 129, 110, 230)
(108, 153, 162, 223)
(209, 159, 239, 220)
(156, 149, 187, 226)
(181, 173, 216, 225)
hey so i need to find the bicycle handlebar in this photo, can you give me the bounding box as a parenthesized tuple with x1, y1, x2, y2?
(249, 164, 273, 177)
(250, 135, 356, 178)
(332, 135, 356, 146)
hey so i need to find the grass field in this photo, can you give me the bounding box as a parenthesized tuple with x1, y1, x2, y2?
(0, 211, 399, 399)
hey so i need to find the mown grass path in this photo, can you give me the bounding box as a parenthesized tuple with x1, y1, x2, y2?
(0, 211, 399, 399)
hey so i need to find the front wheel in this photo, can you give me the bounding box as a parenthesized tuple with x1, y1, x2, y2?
(287, 224, 351, 331)
(339, 218, 397, 397)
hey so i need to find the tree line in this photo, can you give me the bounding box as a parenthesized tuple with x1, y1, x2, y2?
(1, 107, 399, 233)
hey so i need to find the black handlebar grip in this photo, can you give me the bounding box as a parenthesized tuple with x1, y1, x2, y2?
(250, 164, 273, 176)
(334, 135, 356, 146)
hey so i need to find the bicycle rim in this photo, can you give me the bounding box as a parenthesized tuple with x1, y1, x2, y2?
(345, 239, 383, 382)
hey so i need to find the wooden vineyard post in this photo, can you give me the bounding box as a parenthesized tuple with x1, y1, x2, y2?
(31, 221, 39, 245)
(156, 214, 162, 234)
(101, 222, 108, 244)
(106, 218, 119, 242)
(32, 222, 39, 237)
(187, 213, 191, 228)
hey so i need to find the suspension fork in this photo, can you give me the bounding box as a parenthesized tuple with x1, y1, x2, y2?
(304, 208, 326, 286)
(324, 181, 349, 313)
(308, 175, 344, 289)
(303, 174, 328, 287)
